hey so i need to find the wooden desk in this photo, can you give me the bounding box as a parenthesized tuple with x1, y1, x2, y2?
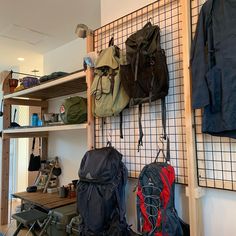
(12, 191, 76, 211)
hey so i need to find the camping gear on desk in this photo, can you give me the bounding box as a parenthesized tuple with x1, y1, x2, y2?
(28, 137, 41, 171)
(32, 157, 61, 193)
(10, 108, 20, 128)
(42, 157, 61, 193)
(59, 186, 68, 198)
(26, 185, 37, 193)
(52, 156, 62, 176)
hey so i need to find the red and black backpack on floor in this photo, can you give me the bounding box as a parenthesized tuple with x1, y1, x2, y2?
(136, 139, 184, 236)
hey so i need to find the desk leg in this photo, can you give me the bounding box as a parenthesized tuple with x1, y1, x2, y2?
(13, 222, 23, 236)
(39, 214, 53, 236)
(10, 195, 13, 223)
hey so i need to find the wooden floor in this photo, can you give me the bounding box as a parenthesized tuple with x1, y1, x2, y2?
(0, 200, 31, 236)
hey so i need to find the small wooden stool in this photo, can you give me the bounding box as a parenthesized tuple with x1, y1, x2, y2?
(12, 209, 48, 236)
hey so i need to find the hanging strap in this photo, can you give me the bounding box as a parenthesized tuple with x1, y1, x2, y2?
(138, 98, 167, 152)
(134, 51, 140, 82)
(138, 104, 143, 152)
(166, 136, 170, 162)
(154, 135, 170, 163)
(32, 137, 36, 152)
(108, 36, 114, 47)
(120, 112, 124, 139)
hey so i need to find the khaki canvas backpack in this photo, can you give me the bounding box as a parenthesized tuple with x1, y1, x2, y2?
(91, 45, 129, 118)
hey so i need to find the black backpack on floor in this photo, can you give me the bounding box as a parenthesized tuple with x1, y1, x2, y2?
(77, 145, 138, 236)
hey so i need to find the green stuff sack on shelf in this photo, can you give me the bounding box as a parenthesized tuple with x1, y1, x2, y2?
(60, 96, 87, 124)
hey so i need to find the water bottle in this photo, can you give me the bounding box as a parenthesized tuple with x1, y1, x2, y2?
(31, 113, 39, 126)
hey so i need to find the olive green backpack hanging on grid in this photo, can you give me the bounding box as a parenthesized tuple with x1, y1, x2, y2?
(60, 96, 87, 124)
(91, 39, 129, 118)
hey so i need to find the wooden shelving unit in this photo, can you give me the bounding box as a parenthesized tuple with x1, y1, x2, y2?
(4, 70, 86, 100)
(0, 68, 93, 224)
(3, 124, 87, 138)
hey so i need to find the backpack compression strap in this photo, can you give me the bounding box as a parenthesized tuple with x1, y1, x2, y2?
(138, 104, 144, 152)
(138, 97, 167, 152)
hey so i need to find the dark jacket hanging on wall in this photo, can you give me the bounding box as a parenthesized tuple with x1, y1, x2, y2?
(191, 0, 236, 138)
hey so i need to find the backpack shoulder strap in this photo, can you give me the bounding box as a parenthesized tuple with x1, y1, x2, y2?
(112, 163, 127, 223)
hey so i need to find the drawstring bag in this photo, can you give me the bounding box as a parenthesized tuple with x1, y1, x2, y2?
(28, 137, 41, 171)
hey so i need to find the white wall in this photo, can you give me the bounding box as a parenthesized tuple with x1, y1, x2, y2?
(201, 189, 236, 236)
(101, 0, 156, 25)
(43, 38, 86, 74)
(100, 1, 236, 236)
(46, 94, 87, 185)
(43, 39, 88, 186)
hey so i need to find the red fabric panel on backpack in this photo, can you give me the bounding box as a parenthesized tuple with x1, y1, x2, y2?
(137, 183, 152, 232)
(155, 165, 175, 235)
(159, 165, 175, 208)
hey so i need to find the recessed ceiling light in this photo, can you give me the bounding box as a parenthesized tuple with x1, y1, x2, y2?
(17, 57, 24, 61)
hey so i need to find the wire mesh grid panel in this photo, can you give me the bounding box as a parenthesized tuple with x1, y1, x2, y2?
(191, 0, 236, 191)
(93, 0, 187, 184)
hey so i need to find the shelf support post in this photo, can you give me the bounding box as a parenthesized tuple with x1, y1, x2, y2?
(0, 70, 12, 224)
(86, 34, 95, 150)
(180, 0, 203, 235)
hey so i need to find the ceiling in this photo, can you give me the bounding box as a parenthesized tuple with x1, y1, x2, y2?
(0, 0, 101, 69)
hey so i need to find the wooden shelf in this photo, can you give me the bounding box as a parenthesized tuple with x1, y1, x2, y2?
(4, 70, 87, 100)
(3, 123, 87, 138)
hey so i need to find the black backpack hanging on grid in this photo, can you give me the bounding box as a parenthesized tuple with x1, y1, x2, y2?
(136, 139, 186, 236)
(76, 145, 139, 236)
(120, 21, 169, 150)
